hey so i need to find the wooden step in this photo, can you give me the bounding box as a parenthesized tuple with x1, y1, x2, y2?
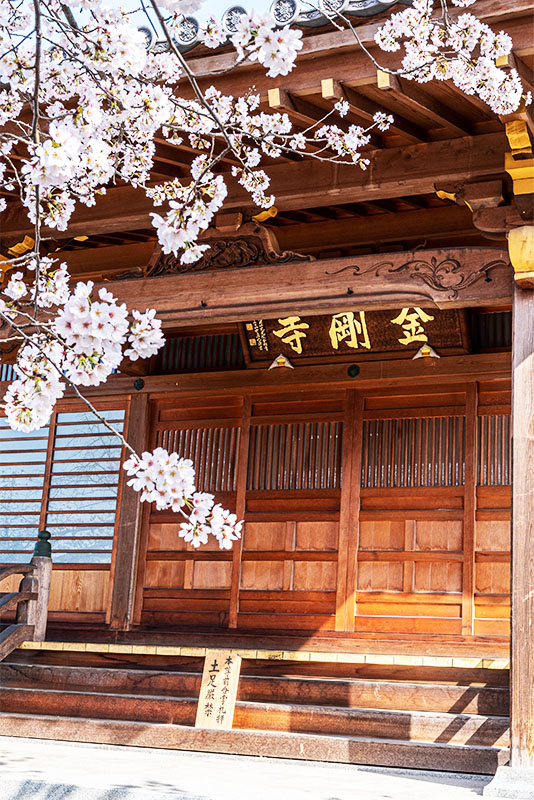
(0, 712, 509, 774)
(0, 662, 510, 715)
(0, 686, 509, 746)
(6, 647, 510, 685)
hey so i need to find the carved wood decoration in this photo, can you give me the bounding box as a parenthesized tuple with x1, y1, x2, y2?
(115, 223, 314, 280)
(98, 247, 513, 330)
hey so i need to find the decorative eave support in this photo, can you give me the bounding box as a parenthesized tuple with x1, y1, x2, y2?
(505, 154, 534, 288)
(508, 224, 534, 287)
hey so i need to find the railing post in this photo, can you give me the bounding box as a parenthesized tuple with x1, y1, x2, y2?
(19, 531, 52, 642)
(15, 575, 38, 628)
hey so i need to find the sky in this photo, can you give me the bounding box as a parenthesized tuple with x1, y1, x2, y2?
(103, 0, 272, 26)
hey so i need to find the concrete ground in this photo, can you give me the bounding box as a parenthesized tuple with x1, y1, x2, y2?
(0, 736, 495, 800)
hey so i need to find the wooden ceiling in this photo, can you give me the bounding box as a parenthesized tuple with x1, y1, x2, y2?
(1, 0, 532, 281)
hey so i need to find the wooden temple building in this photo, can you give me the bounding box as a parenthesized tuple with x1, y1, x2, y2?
(1, 0, 533, 789)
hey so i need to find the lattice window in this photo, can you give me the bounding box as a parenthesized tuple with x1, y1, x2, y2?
(155, 333, 245, 373)
(361, 416, 466, 488)
(0, 408, 125, 564)
(247, 421, 343, 491)
(476, 414, 511, 486)
(0, 418, 49, 563)
(156, 425, 239, 493)
(0, 364, 15, 381)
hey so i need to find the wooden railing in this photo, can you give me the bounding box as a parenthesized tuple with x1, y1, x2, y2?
(0, 531, 52, 661)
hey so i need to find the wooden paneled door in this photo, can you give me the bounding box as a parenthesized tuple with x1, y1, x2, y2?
(349, 382, 511, 639)
(137, 381, 511, 645)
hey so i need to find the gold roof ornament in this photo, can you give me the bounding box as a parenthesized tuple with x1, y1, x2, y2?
(412, 344, 440, 359)
(268, 354, 294, 369)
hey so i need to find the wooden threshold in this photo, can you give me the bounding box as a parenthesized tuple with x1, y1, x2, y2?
(19, 640, 509, 670)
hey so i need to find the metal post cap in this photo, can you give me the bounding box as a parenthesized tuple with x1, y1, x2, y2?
(33, 530, 52, 558)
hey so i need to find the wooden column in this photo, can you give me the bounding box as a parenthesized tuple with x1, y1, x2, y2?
(487, 279, 534, 799)
(510, 283, 534, 770)
(462, 382, 478, 636)
(228, 396, 251, 629)
(109, 393, 149, 631)
(335, 390, 363, 632)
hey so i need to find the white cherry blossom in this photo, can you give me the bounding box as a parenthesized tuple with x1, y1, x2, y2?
(0, 0, 528, 549)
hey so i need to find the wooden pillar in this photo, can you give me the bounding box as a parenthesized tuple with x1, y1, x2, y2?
(335, 390, 363, 632)
(109, 393, 149, 631)
(510, 282, 534, 770)
(228, 396, 251, 629)
(484, 234, 534, 799)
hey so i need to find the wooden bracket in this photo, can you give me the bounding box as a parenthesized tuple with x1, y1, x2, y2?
(505, 153, 534, 196)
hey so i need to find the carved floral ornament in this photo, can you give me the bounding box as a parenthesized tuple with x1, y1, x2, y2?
(115, 223, 314, 280)
(326, 254, 510, 300)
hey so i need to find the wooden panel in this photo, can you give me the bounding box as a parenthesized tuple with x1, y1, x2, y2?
(360, 602, 461, 619)
(357, 562, 403, 592)
(359, 521, 405, 551)
(193, 562, 232, 590)
(475, 562, 510, 595)
(414, 562, 463, 593)
(365, 390, 467, 411)
(243, 522, 286, 551)
(148, 522, 221, 552)
(414, 520, 463, 551)
(47, 569, 109, 613)
(295, 521, 337, 551)
(293, 561, 337, 591)
(240, 561, 284, 590)
(477, 485, 511, 510)
(476, 520, 511, 551)
(144, 560, 185, 588)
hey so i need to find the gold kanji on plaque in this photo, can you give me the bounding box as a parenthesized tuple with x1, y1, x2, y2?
(390, 307, 435, 346)
(272, 315, 310, 354)
(329, 311, 371, 350)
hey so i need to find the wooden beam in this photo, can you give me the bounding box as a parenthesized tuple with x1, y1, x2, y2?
(321, 78, 426, 144)
(0, 134, 509, 239)
(30, 352, 511, 406)
(377, 72, 472, 137)
(58, 242, 155, 278)
(268, 88, 323, 129)
(273, 205, 477, 252)
(84, 247, 513, 330)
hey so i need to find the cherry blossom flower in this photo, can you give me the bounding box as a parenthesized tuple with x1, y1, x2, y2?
(0, 0, 529, 549)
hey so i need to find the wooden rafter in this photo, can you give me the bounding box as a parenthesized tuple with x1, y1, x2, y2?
(0, 133, 509, 240)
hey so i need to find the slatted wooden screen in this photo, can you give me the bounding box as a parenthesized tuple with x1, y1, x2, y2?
(474, 382, 511, 636)
(247, 421, 342, 491)
(238, 394, 344, 631)
(155, 333, 245, 373)
(140, 382, 511, 645)
(361, 416, 465, 488)
(353, 382, 510, 639)
(0, 408, 125, 564)
(142, 396, 242, 628)
(0, 402, 127, 622)
(0, 417, 50, 563)
(45, 410, 125, 564)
